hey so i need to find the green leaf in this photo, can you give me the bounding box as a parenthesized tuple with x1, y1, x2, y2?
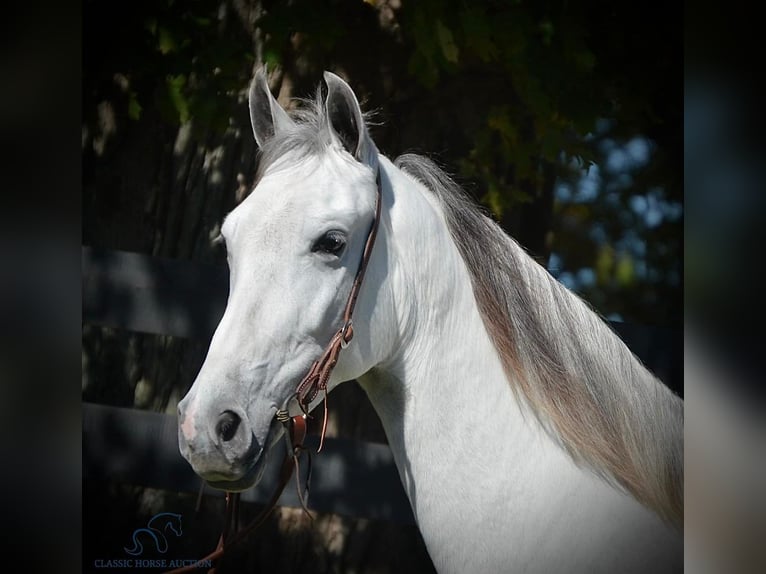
(487, 106, 517, 142)
(157, 26, 177, 55)
(191, 16, 211, 27)
(144, 18, 157, 35)
(436, 20, 459, 64)
(461, 6, 496, 62)
(484, 182, 505, 219)
(573, 49, 596, 71)
(166, 74, 189, 124)
(538, 19, 555, 46)
(596, 244, 615, 284)
(616, 254, 635, 286)
(264, 48, 281, 67)
(128, 91, 142, 121)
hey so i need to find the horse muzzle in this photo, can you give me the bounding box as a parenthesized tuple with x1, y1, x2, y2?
(177, 397, 267, 490)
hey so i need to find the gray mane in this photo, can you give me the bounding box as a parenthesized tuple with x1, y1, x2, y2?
(251, 88, 683, 526)
(394, 153, 683, 527)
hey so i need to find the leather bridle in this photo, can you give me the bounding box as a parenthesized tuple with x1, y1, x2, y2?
(279, 169, 383, 451)
(166, 168, 383, 574)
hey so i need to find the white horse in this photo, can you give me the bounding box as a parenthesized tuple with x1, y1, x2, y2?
(178, 69, 683, 573)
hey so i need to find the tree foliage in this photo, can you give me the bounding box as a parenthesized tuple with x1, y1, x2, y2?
(82, 5, 681, 567)
(83, 0, 681, 326)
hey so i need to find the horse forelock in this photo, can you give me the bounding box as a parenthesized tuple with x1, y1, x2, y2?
(253, 88, 377, 187)
(393, 153, 683, 527)
(253, 91, 331, 185)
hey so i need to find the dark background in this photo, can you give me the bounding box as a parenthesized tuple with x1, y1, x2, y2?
(79, 1, 684, 572)
(11, 0, 766, 572)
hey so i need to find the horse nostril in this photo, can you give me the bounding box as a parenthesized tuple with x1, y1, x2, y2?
(216, 411, 241, 442)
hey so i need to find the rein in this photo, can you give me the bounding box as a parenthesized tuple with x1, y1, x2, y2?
(166, 168, 382, 574)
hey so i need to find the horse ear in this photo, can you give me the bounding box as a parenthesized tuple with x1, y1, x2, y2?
(249, 66, 294, 148)
(323, 71, 377, 169)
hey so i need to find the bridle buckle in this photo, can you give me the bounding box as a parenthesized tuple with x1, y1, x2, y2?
(340, 320, 354, 349)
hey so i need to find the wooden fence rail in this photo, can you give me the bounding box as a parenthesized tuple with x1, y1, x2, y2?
(82, 245, 682, 522)
(83, 402, 415, 523)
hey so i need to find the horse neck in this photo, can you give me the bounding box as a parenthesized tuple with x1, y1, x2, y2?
(357, 157, 681, 573)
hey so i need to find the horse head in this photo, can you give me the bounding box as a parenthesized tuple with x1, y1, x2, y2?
(177, 70, 392, 491)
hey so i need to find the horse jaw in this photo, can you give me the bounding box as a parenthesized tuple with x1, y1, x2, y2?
(177, 149, 388, 491)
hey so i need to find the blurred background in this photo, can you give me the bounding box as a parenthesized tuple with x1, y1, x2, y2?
(79, 1, 686, 572)
(82, 0, 682, 328)
(4, 0, 764, 573)
(0, 0, 766, 573)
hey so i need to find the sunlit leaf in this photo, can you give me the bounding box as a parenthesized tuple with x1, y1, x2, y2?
(487, 106, 513, 137)
(484, 182, 505, 219)
(616, 254, 635, 286)
(157, 27, 177, 55)
(436, 20, 459, 64)
(538, 19, 554, 46)
(264, 49, 281, 67)
(144, 18, 157, 35)
(166, 74, 189, 124)
(128, 92, 142, 121)
(596, 244, 615, 284)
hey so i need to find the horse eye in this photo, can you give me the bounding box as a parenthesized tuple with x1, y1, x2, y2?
(312, 231, 347, 256)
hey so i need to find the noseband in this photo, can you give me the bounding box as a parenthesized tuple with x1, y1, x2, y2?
(167, 167, 383, 574)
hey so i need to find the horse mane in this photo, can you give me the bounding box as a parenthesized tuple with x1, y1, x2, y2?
(394, 153, 683, 527)
(249, 85, 683, 526)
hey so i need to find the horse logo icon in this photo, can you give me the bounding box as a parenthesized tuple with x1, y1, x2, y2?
(124, 513, 183, 556)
